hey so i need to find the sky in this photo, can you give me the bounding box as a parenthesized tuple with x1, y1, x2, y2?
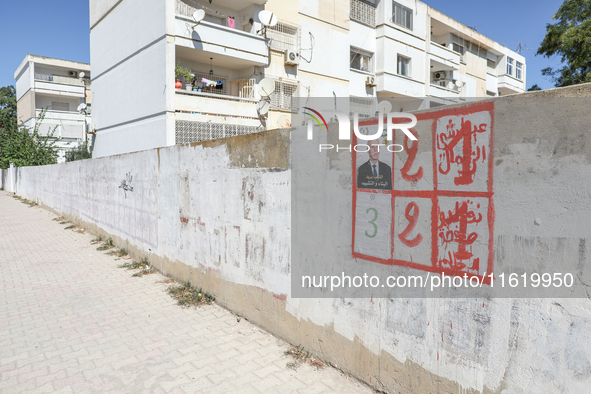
(0, 0, 565, 91)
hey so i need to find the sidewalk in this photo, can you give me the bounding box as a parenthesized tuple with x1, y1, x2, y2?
(0, 191, 374, 394)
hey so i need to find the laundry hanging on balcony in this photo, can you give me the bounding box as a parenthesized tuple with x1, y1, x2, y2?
(200, 78, 225, 89)
(227, 17, 235, 28)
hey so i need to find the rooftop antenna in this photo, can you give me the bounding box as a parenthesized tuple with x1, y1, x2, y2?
(469, 25, 482, 31)
(514, 42, 533, 54)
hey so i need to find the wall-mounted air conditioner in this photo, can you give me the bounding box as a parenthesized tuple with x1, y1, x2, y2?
(433, 71, 447, 81)
(68, 71, 78, 78)
(284, 50, 300, 65)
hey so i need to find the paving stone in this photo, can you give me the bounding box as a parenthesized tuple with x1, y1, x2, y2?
(0, 191, 374, 394)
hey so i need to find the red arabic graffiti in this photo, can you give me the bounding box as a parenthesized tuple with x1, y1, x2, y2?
(437, 200, 483, 273)
(398, 202, 423, 247)
(400, 129, 423, 183)
(437, 118, 487, 186)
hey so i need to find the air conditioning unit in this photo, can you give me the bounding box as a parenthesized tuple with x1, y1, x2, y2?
(284, 50, 300, 65)
(365, 76, 377, 87)
(68, 71, 78, 78)
(433, 71, 447, 81)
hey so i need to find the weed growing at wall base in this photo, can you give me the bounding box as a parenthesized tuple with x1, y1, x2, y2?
(166, 283, 215, 308)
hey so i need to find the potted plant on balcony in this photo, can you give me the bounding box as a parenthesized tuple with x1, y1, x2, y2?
(184, 71, 195, 91)
(175, 62, 184, 89)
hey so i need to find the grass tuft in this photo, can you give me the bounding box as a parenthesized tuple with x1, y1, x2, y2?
(166, 283, 215, 308)
(118, 258, 148, 270)
(132, 268, 157, 277)
(64, 225, 76, 230)
(96, 237, 114, 251)
(90, 235, 103, 245)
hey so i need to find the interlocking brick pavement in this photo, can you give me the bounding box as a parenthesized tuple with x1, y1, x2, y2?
(0, 191, 374, 394)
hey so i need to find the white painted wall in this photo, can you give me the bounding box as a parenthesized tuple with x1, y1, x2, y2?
(15, 62, 31, 101)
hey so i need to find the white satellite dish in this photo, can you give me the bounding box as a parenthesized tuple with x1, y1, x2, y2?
(78, 71, 85, 79)
(77, 103, 87, 112)
(193, 9, 205, 24)
(378, 100, 392, 114)
(455, 80, 465, 88)
(257, 100, 270, 116)
(258, 10, 278, 27)
(257, 78, 275, 97)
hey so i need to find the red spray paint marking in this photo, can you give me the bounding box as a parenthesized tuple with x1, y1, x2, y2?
(400, 129, 423, 182)
(180, 217, 189, 223)
(398, 202, 423, 247)
(351, 101, 495, 283)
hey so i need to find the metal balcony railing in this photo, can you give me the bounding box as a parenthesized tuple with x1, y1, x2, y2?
(350, 0, 376, 27)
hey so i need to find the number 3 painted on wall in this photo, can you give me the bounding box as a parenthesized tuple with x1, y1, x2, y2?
(365, 208, 378, 238)
(398, 202, 423, 247)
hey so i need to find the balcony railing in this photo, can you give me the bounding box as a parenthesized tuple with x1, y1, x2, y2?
(34, 74, 84, 86)
(350, 0, 376, 27)
(176, 120, 264, 144)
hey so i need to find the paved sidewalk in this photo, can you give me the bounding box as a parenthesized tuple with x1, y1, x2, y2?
(0, 191, 374, 394)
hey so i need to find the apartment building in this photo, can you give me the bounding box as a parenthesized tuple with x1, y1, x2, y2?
(89, 0, 525, 158)
(14, 55, 92, 162)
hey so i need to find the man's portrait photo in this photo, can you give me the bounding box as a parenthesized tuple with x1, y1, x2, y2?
(357, 139, 392, 190)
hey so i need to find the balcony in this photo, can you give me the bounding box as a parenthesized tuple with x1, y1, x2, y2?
(428, 80, 460, 98)
(33, 109, 86, 139)
(34, 74, 85, 97)
(175, 0, 268, 68)
(428, 42, 460, 70)
(350, 0, 376, 27)
(497, 74, 525, 95)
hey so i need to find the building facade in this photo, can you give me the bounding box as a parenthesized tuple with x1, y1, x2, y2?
(89, 0, 526, 158)
(14, 55, 92, 162)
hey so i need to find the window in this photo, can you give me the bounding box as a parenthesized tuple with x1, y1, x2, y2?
(270, 79, 299, 112)
(350, 49, 373, 72)
(506, 57, 514, 76)
(487, 58, 496, 70)
(397, 55, 410, 76)
(452, 43, 465, 55)
(516, 61, 523, 79)
(392, 1, 413, 30)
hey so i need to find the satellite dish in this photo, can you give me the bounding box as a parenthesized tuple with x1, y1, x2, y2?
(257, 78, 275, 97)
(378, 100, 392, 114)
(77, 103, 87, 112)
(455, 80, 465, 88)
(79, 72, 85, 79)
(193, 9, 205, 23)
(258, 10, 278, 27)
(257, 100, 270, 116)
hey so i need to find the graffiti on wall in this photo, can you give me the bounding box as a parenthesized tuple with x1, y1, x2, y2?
(119, 172, 134, 198)
(352, 101, 494, 283)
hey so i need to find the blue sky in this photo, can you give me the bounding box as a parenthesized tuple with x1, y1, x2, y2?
(0, 0, 564, 91)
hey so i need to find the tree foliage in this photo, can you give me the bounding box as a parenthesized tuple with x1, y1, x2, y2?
(0, 86, 60, 169)
(537, 0, 591, 87)
(528, 84, 543, 91)
(65, 140, 92, 162)
(0, 85, 16, 130)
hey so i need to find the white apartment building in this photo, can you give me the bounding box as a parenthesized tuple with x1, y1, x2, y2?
(14, 55, 92, 162)
(89, 0, 525, 158)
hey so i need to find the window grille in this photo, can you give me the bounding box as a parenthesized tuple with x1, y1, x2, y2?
(349, 97, 376, 119)
(192, 71, 229, 96)
(267, 21, 300, 52)
(350, 0, 376, 27)
(270, 80, 299, 112)
(175, 120, 263, 144)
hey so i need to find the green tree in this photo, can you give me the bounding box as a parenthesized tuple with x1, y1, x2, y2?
(537, 0, 591, 87)
(0, 85, 16, 130)
(528, 84, 543, 91)
(0, 87, 60, 169)
(65, 140, 92, 162)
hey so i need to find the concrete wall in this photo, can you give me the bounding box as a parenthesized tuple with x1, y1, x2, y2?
(13, 84, 591, 394)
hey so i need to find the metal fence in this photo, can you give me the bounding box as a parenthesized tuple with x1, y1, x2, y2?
(267, 21, 300, 52)
(350, 0, 376, 27)
(270, 79, 299, 112)
(175, 120, 264, 144)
